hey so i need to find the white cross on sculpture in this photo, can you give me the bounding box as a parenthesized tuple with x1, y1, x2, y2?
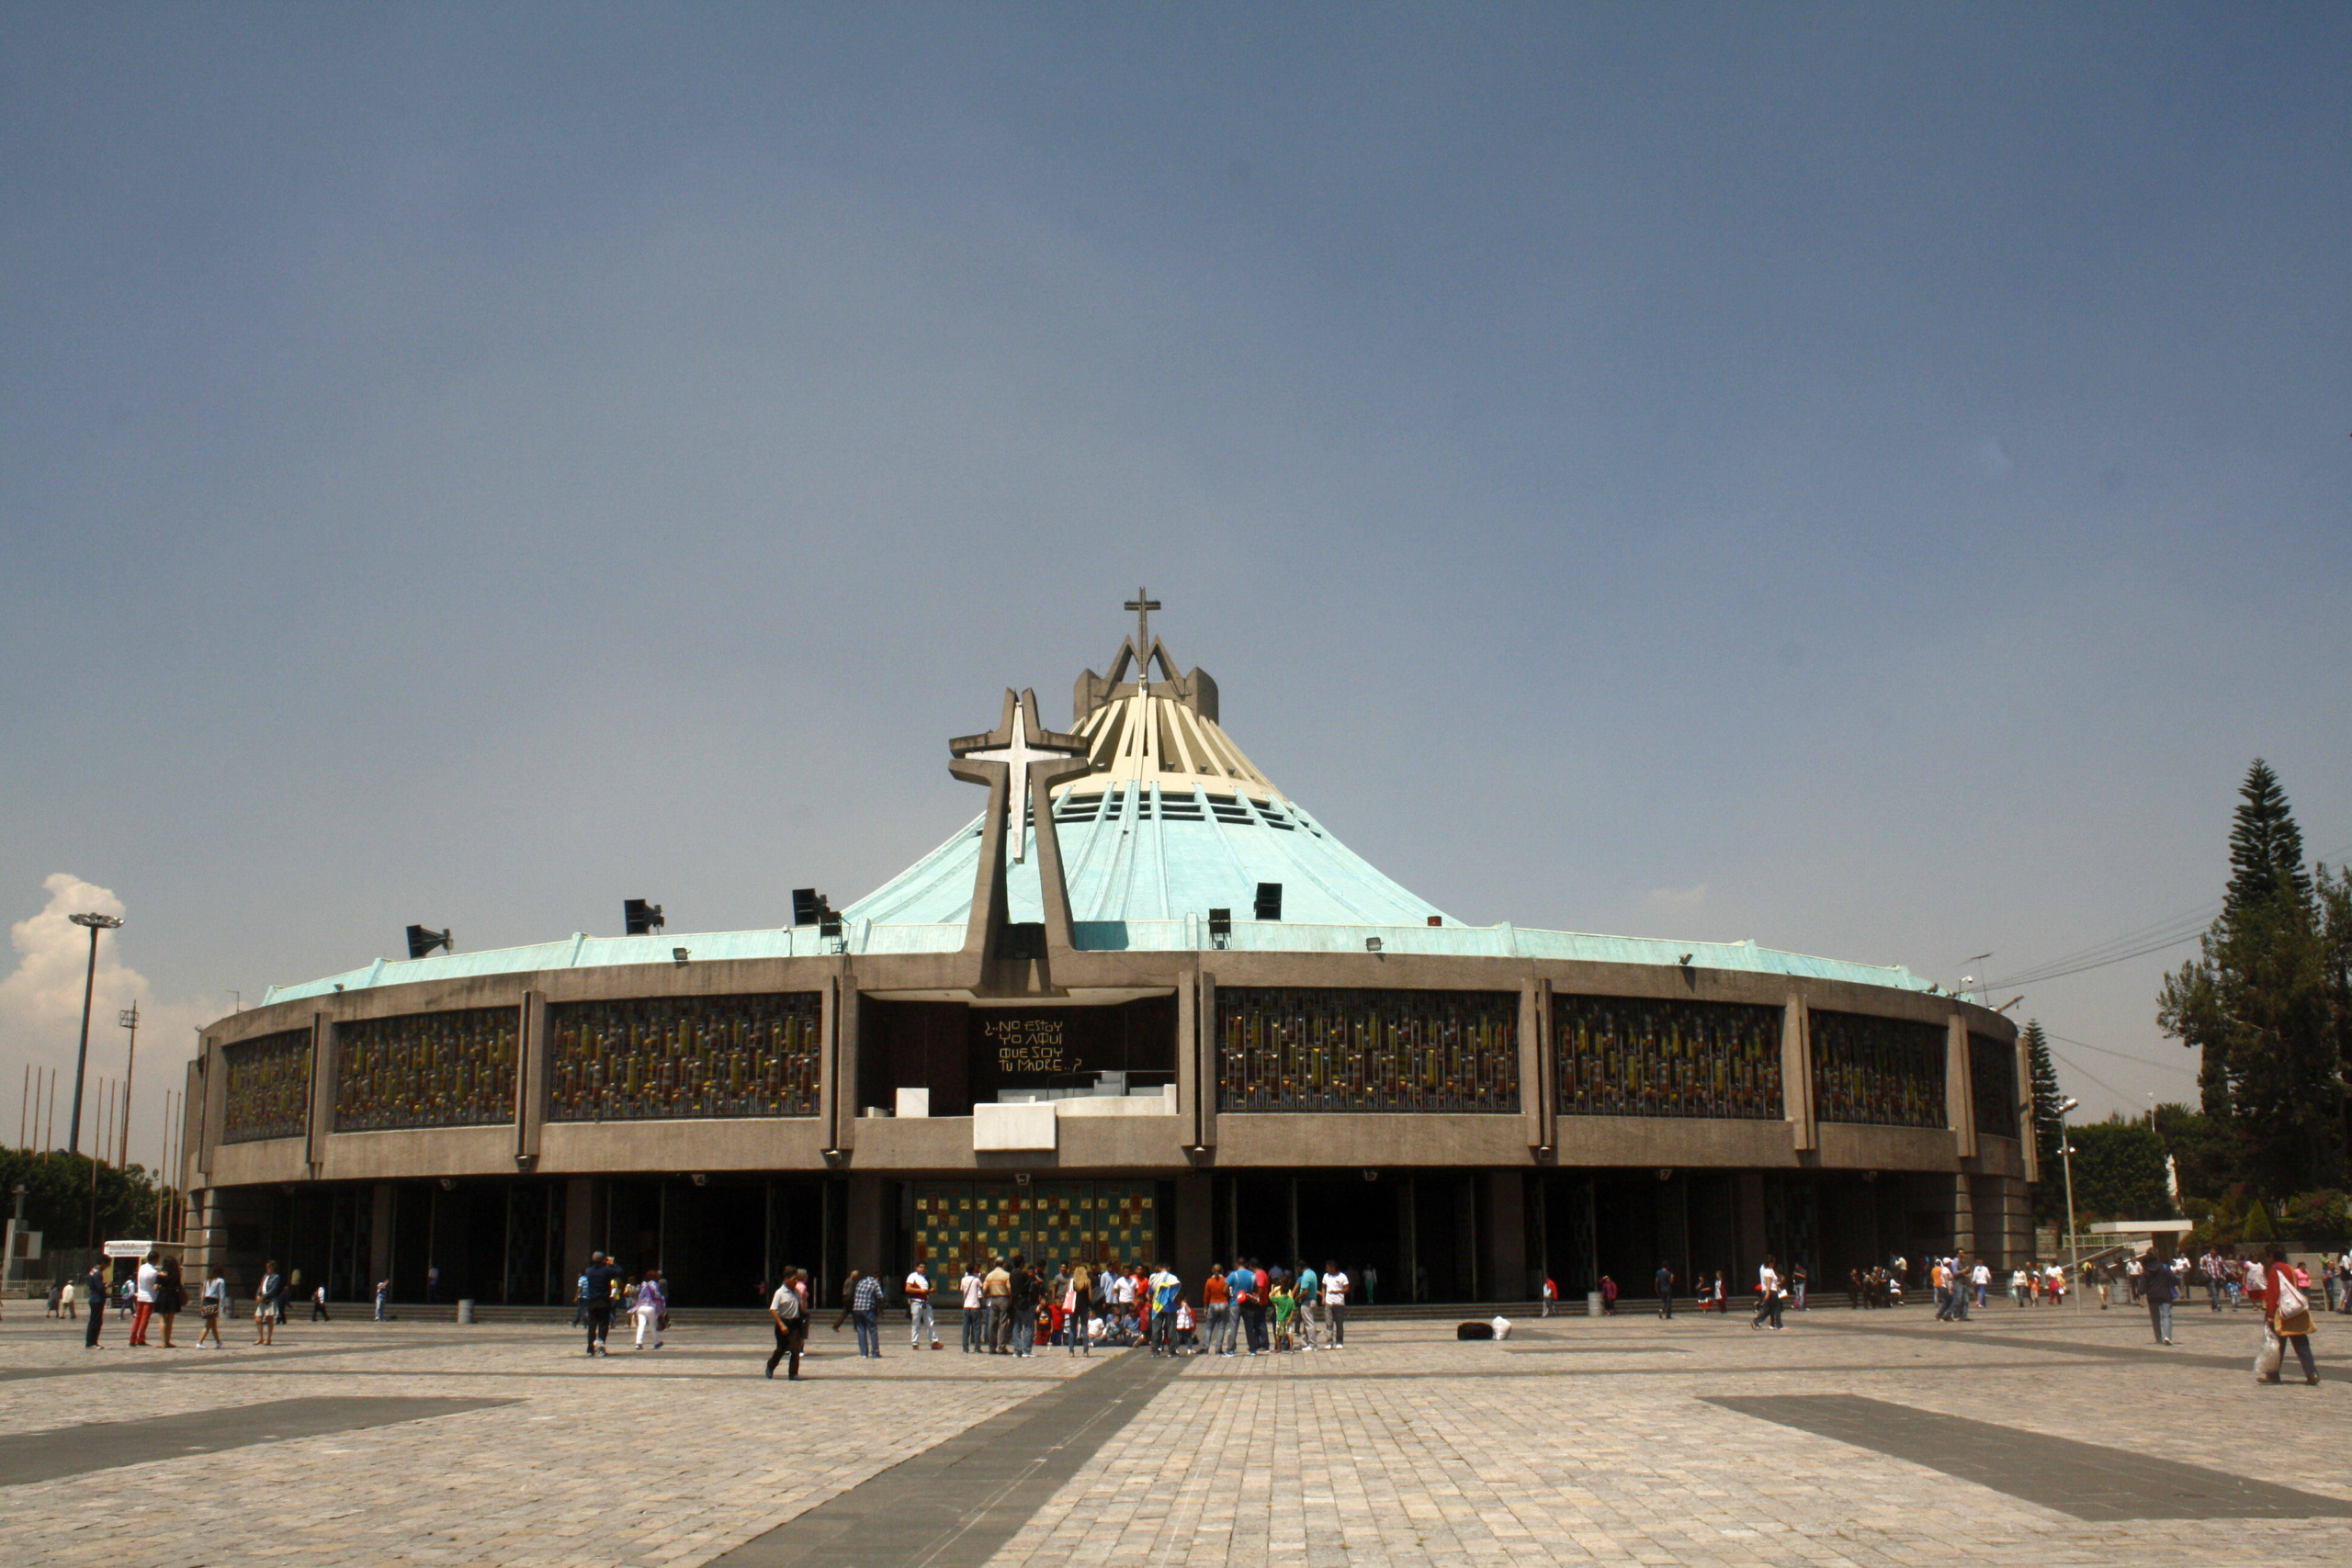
(954, 695, 1088, 864)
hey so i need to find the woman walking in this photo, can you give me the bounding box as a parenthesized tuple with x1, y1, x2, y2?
(1751, 1256, 1785, 1330)
(198, 1266, 227, 1348)
(633, 1269, 667, 1350)
(2258, 1244, 2320, 1386)
(156, 1258, 184, 1348)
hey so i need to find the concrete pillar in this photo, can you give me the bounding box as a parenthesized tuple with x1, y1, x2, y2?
(1197, 973, 1220, 1150)
(518, 991, 548, 1165)
(1783, 995, 1815, 1150)
(1952, 1172, 1976, 1257)
(845, 1172, 886, 1276)
(1948, 1014, 1977, 1159)
(1484, 1171, 1527, 1301)
(368, 1181, 395, 1291)
(1518, 981, 1544, 1152)
(561, 1178, 594, 1275)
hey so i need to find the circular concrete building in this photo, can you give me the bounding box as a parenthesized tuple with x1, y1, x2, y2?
(181, 608, 2030, 1309)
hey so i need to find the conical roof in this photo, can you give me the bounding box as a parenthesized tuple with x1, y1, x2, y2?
(843, 621, 1451, 932)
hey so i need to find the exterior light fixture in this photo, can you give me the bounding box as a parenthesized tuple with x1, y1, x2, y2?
(1677, 953, 1693, 966)
(1361, 1168, 1379, 1182)
(406, 925, 453, 960)
(625, 899, 665, 935)
(1207, 908, 1231, 948)
(65, 912, 123, 1158)
(1253, 882, 1283, 921)
(672, 947, 690, 964)
(1364, 937, 1383, 953)
(690, 1173, 708, 1187)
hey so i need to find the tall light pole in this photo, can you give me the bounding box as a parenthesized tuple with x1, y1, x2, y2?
(117, 1001, 140, 1169)
(65, 913, 122, 1156)
(2057, 1095, 2081, 1307)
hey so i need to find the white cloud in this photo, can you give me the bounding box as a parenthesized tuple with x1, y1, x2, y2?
(1646, 884, 1709, 908)
(0, 873, 220, 1164)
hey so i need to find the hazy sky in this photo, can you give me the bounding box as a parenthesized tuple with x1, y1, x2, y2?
(5, 5, 2347, 1164)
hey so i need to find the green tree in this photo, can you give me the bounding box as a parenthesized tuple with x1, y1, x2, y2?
(2242, 1195, 2276, 1245)
(2066, 1119, 2173, 1221)
(2022, 1020, 2069, 1223)
(2151, 1101, 2243, 1204)
(0, 1149, 171, 1253)
(2158, 761, 2346, 1194)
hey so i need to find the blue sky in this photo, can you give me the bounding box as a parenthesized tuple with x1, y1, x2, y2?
(4, 5, 2346, 1159)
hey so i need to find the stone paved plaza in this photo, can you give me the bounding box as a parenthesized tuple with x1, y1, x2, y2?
(1, 1300, 2346, 1566)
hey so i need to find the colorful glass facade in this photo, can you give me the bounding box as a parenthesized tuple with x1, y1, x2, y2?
(548, 993, 820, 1122)
(1554, 996, 1783, 1119)
(909, 1180, 1160, 1284)
(334, 1007, 519, 1132)
(1969, 1032, 2019, 1140)
(1216, 987, 1519, 1112)
(1810, 1010, 1947, 1129)
(222, 1028, 313, 1144)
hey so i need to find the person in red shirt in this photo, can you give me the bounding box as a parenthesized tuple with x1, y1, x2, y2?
(1204, 1264, 1233, 1355)
(2261, 1244, 2320, 1385)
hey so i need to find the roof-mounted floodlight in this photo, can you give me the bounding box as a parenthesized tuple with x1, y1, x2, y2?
(1254, 882, 1282, 921)
(1207, 908, 1231, 950)
(625, 899, 665, 935)
(1365, 937, 1383, 953)
(791, 888, 826, 927)
(406, 925, 453, 960)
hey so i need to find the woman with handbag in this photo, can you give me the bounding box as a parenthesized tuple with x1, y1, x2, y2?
(2259, 1245, 2320, 1386)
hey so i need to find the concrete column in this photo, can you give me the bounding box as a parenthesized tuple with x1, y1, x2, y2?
(1173, 1173, 1213, 1285)
(1783, 994, 1815, 1151)
(518, 991, 548, 1165)
(1197, 974, 1220, 1150)
(561, 1175, 597, 1279)
(368, 1181, 395, 1291)
(1518, 980, 1543, 1150)
(837, 978, 865, 1140)
(1484, 1171, 1527, 1301)
(1951, 1172, 1976, 1256)
(1175, 964, 1198, 1143)
(306, 1013, 334, 1176)
(1948, 1014, 1978, 1159)
(199, 1034, 228, 1188)
(819, 977, 842, 1154)
(1534, 979, 1555, 1154)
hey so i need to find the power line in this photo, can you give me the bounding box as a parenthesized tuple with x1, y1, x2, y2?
(1985, 837, 2352, 992)
(2043, 1032, 2198, 1075)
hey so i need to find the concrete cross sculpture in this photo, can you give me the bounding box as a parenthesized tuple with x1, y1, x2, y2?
(948, 689, 1096, 966)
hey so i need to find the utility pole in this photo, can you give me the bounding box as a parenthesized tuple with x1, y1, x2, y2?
(2057, 1095, 2082, 1308)
(65, 913, 122, 1156)
(118, 1002, 140, 1169)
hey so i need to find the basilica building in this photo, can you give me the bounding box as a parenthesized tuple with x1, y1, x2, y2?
(181, 604, 2029, 1307)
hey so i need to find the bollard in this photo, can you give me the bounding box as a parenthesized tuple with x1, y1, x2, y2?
(1587, 1291, 1604, 1317)
(457, 1298, 475, 1325)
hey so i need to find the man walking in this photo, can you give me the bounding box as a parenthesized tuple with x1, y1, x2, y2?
(2144, 1248, 2177, 1346)
(766, 1268, 808, 1380)
(1009, 1261, 1037, 1358)
(1655, 1261, 1675, 1319)
(254, 1260, 285, 1345)
(905, 1261, 939, 1350)
(849, 1268, 885, 1358)
(581, 1251, 621, 1357)
(1751, 1256, 1785, 1330)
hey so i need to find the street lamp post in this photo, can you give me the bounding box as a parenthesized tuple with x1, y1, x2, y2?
(65, 913, 122, 1157)
(2057, 1095, 2081, 1308)
(117, 1001, 140, 1169)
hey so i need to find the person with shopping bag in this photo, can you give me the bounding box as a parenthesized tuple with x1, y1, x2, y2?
(2257, 1244, 2320, 1386)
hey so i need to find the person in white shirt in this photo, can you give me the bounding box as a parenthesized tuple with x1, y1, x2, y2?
(198, 1270, 227, 1348)
(959, 1266, 986, 1353)
(1321, 1264, 1350, 1348)
(905, 1262, 940, 1350)
(1751, 1258, 1784, 1330)
(130, 1256, 161, 1348)
(1969, 1261, 1991, 1309)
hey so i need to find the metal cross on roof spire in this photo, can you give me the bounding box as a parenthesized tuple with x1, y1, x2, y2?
(1124, 587, 1160, 660)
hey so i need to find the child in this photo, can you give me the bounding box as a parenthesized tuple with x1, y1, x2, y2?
(1272, 1280, 1296, 1351)
(1174, 1296, 1198, 1353)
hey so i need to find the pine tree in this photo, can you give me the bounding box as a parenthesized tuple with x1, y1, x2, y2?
(2226, 760, 2312, 915)
(2158, 760, 2346, 1195)
(2023, 1021, 2068, 1222)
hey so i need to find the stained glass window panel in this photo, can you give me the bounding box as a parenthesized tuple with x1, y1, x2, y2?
(548, 993, 820, 1122)
(1553, 996, 1783, 1120)
(1810, 1010, 1948, 1129)
(1216, 988, 1519, 1113)
(1969, 1032, 2019, 1140)
(334, 1007, 519, 1132)
(223, 1029, 312, 1144)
